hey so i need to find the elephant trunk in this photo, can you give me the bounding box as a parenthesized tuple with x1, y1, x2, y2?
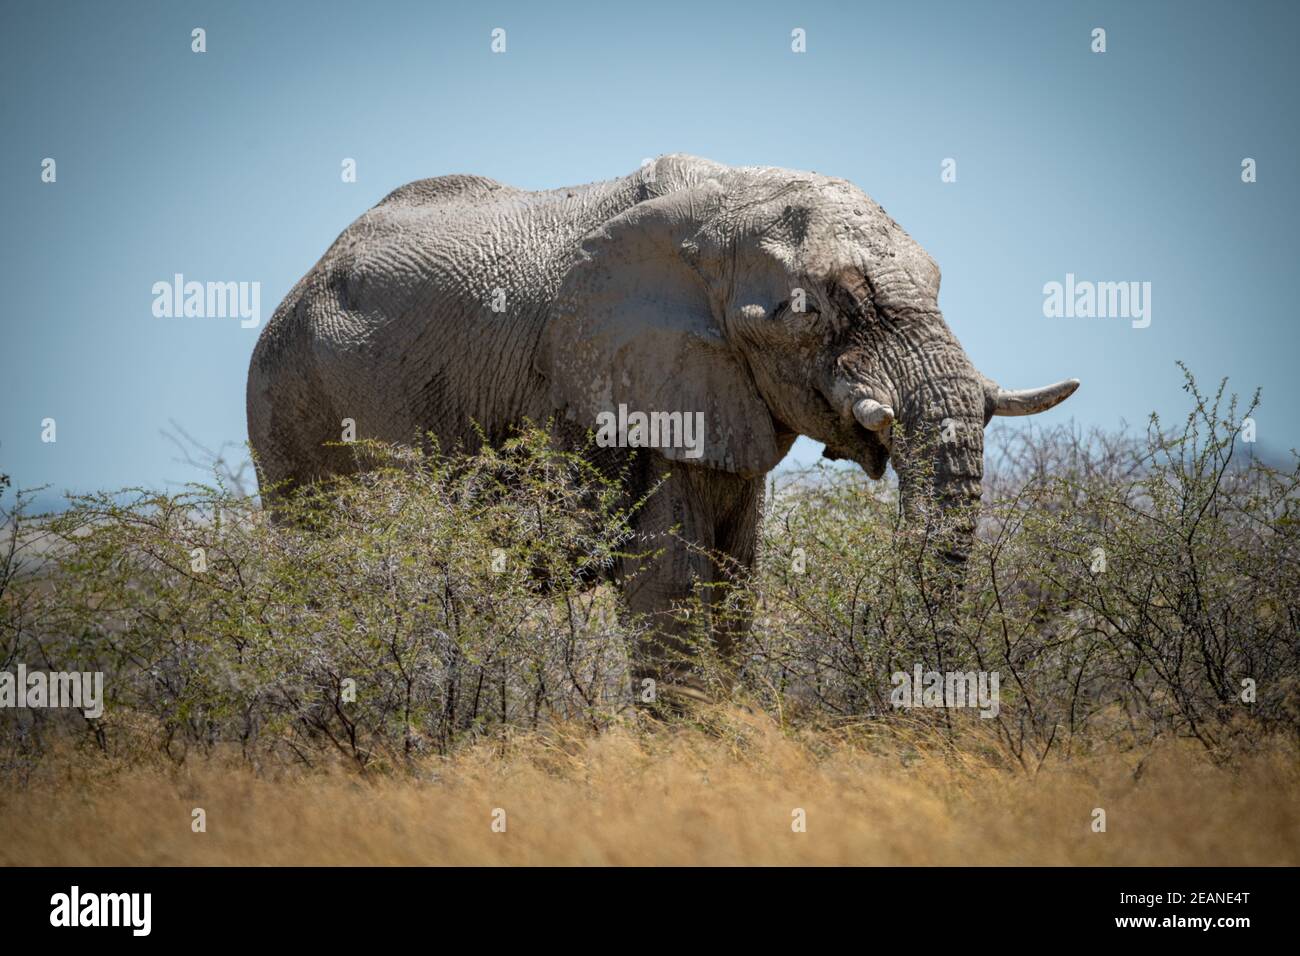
(835, 309, 1017, 570)
(895, 433, 981, 567)
(883, 331, 986, 569)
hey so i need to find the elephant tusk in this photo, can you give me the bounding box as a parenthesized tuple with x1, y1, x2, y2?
(986, 378, 1080, 417)
(852, 397, 895, 432)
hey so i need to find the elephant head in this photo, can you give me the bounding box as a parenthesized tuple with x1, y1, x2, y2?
(539, 156, 1078, 563)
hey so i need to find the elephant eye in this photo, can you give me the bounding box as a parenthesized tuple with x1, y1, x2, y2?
(777, 298, 820, 320)
(828, 280, 872, 320)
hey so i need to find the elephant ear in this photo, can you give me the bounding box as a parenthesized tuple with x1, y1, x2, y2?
(537, 188, 781, 477)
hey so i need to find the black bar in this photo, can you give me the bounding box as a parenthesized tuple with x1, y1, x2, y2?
(0, 867, 1285, 941)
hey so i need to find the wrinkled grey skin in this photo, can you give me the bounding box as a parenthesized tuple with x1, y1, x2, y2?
(248, 155, 1077, 701)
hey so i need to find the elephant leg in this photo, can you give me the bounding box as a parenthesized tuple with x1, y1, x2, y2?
(710, 473, 763, 683)
(616, 457, 763, 707)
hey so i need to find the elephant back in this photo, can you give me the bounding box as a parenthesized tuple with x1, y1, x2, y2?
(375, 174, 516, 209)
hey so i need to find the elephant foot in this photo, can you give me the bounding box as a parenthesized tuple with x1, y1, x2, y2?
(633, 673, 716, 716)
(656, 681, 715, 710)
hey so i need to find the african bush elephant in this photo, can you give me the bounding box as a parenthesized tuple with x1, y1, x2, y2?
(247, 155, 1078, 702)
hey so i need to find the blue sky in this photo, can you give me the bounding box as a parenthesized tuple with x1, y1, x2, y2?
(3, 0, 1297, 507)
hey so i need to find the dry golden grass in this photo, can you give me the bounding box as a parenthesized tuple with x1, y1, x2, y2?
(3, 709, 1297, 866)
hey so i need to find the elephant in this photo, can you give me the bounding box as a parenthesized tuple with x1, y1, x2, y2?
(246, 154, 1078, 703)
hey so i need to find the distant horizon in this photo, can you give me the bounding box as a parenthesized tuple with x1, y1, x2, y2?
(6, 405, 1293, 517)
